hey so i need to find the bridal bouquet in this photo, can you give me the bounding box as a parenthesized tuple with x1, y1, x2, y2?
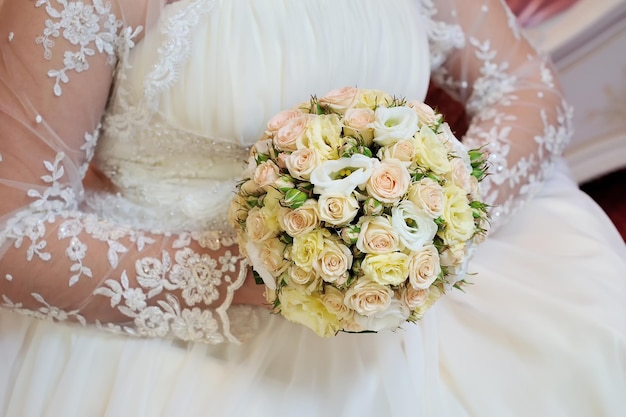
(229, 87, 489, 337)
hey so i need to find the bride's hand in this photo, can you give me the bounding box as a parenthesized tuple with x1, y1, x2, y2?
(233, 268, 270, 308)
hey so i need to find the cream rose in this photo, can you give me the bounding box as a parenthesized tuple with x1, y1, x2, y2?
(365, 158, 411, 203)
(344, 279, 393, 316)
(310, 153, 375, 196)
(297, 114, 343, 160)
(286, 265, 322, 294)
(274, 116, 308, 152)
(407, 178, 445, 219)
(286, 148, 320, 180)
(361, 252, 409, 286)
(253, 160, 280, 188)
(343, 107, 375, 144)
(245, 206, 279, 242)
(317, 193, 359, 226)
(377, 139, 417, 164)
(228, 194, 249, 227)
(406, 100, 440, 127)
(278, 288, 341, 338)
(313, 239, 353, 284)
(291, 229, 329, 271)
(353, 299, 410, 332)
(318, 86, 359, 112)
(321, 285, 354, 321)
(407, 245, 441, 289)
(259, 238, 289, 278)
(266, 109, 305, 134)
(354, 89, 393, 109)
(356, 215, 401, 254)
(442, 184, 474, 244)
(391, 200, 438, 251)
(401, 286, 430, 309)
(414, 125, 451, 175)
(372, 106, 419, 146)
(448, 157, 472, 194)
(278, 200, 320, 237)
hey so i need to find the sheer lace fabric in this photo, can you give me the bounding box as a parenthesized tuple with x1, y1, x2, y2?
(0, 0, 572, 344)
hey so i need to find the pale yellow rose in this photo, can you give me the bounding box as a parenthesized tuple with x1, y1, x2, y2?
(407, 245, 441, 289)
(343, 107, 375, 144)
(407, 178, 445, 219)
(406, 100, 440, 127)
(259, 238, 289, 278)
(313, 238, 353, 284)
(278, 200, 320, 237)
(274, 116, 307, 152)
(377, 139, 417, 164)
(356, 215, 401, 254)
(354, 89, 393, 109)
(343, 279, 393, 316)
(414, 125, 451, 175)
(318, 86, 359, 112)
(297, 114, 343, 160)
(245, 206, 279, 242)
(278, 287, 341, 338)
(401, 286, 430, 309)
(442, 184, 474, 244)
(286, 148, 320, 180)
(321, 285, 354, 321)
(361, 252, 409, 286)
(411, 285, 443, 320)
(317, 193, 359, 226)
(286, 265, 322, 294)
(291, 229, 329, 271)
(253, 160, 280, 188)
(365, 159, 411, 204)
(266, 109, 305, 134)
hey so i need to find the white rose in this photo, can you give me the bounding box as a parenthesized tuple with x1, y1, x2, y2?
(406, 100, 440, 127)
(253, 160, 280, 188)
(361, 252, 409, 286)
(310, 153, 375, 196)
(317, 193, 359, 227)
(414, 125, 451, 175)
(407, 178, 445, 219)
(407, 244, 441, 289)
(274, 116, 307, 152)
(343, 107, 375, 144)
(318, 86, 359, 112)
(286, 148, 320, 180)
(365, 158, 411, 204)
(356, 215, 401, 254)
(391, 200, 438, 251)
(353, 299, 410, 332)
(278, 200, 320, 237)
(344, 279, 393, 316)
(372, 106, 419, 146)
(313, 239, 353, 284)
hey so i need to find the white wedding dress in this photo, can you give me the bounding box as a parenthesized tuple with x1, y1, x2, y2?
(1, 0, 625, 416)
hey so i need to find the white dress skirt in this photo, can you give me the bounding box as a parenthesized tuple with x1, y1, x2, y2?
(1, 0, 625, 416)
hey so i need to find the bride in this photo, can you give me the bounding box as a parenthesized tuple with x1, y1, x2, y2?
(1, 0, 625, 416)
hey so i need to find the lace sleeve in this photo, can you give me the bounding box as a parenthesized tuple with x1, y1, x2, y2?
(425, 0, 574, 232)
(0, 0, 259, 344)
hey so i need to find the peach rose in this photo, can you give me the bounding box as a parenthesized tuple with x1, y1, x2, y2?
(274, 116, 307, 152)
(377, 139, 417, 164)
(245, 206, 279, 242)
(278, 200, 320, 237)
(401, 286, 430, 309)
(266, 109, 305, 134)
(321, 285, 354, 321)
(365, 159, 411, 204)
(407, 178, 445, 219)
(313, 239, 353, 285)
(286, 148, 320, 180)
(344, 279, 393, 316)
(406, 100, 440, 127)
(317, 193, 359, 227)
(343, 107, 375, 144)
(356, 215, 401, 254)
(319, 86, 358, 112)
(407, 245, 441, 289)
(253, 160, 280, 188)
